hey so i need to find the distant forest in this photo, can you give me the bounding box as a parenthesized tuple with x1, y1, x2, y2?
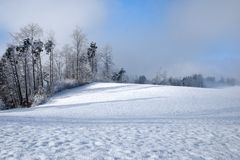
(0, 24, 238, 109)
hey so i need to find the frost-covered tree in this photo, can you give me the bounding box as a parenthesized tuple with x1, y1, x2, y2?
(182, 74, 204, 87)
(136, 75, 147, 84)
(12, 24, 43, 92)
(168, 77, 183, 86)
(45, 40, 55, 93)
(87, 42, 98, 79)
(32, 40, 44, 88)
(1, 46, 23, 106)
(72, 27, 86, 81)
(100, 45, 114, 81)
(152, 70, 168, 85)
(16, 38, 32, 106)
(54, 49, 65, 81)
(112, 68, 126, 83)
(61, 45, 74, 79)
(0, 23, 119, 108)
(0, 99, 5, 110)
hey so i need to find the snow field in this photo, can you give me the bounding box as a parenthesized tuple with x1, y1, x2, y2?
(1, 120, 240, 160)
(1, 83, 240, 159)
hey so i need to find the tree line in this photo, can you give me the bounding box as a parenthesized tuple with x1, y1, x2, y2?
(134, 72, 238, 88)
(0, 24, 125, 109)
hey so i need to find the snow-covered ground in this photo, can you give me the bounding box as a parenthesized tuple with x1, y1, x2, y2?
(1, 83, 240, 159)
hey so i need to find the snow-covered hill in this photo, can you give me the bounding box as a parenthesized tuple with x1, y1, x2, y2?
(1, 83, 240, 159)
(1, 82, 240, 120)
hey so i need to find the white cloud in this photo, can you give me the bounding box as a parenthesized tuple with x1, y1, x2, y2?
(0, 0, 108, 46)
(164, 0, 240, 52)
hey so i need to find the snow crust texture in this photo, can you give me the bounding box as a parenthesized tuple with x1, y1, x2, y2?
(1, 83, 240, 159)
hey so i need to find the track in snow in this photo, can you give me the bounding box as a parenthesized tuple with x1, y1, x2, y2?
(1, 83, 240, 159)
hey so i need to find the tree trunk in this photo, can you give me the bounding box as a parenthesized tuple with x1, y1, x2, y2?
(24, 56, 29, 105)
(76, 51, 79, 81)
(39, 55, 43, 87)
(12, 57, 23, 105)
(49, 50, 53, 94)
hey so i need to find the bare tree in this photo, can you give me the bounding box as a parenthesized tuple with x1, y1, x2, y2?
(72, 27, 86, 81)
(61, 45, 74, 79)
(55, 50, 65, 81)
(101, 45, 113, 81)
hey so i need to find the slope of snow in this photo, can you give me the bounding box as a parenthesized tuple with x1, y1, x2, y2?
(1, 83, 240, 159)
(1, 83, 240, 120)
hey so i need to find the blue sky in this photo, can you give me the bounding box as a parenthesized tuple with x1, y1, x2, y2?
(0, 0, 240, 79)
